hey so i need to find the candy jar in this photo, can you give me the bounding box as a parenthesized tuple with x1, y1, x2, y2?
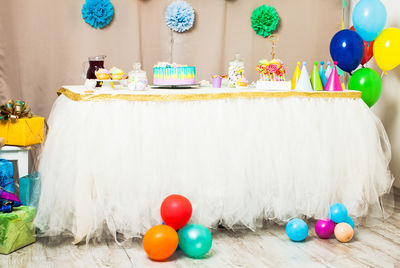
(128, 63, 148, 90)
(228, 54, 245, 88)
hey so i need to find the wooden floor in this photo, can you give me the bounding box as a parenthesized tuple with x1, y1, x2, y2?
(3, 190, 400, 268)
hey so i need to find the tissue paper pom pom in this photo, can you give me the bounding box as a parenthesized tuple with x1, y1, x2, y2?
(165, 1, 195, 33)
(251, 5, 279, 38)
(82, 0, 114, 29)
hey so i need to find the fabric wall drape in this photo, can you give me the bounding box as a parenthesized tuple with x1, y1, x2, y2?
(0, 0, 342, 117)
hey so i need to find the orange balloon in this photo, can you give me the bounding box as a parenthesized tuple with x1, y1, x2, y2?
(143, 225, 179, 261)
(334, 222, 354, 243)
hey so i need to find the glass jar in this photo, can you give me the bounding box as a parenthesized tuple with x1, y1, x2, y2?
(228, 54, 245, 88)
(128, 63, 148, 90)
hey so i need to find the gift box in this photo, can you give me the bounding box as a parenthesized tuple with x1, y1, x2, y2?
(19, 172, 40, 207)
(0, 159, 14, 195)
(0, 206, 36, 254)
(0, 117, 44, 146)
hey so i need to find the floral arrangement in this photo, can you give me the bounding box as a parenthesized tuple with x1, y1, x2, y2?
(81, 0, 114, 29)
(165, 1, 195, 33)
(256, 59, 286, 81)
(251, 5, 280, 38)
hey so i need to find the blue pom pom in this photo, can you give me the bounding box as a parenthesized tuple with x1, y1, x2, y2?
(82, 0, 114, 29)
(165, 1, 195, 33)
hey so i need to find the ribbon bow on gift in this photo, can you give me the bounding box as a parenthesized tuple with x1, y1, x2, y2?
(0, 100, 32, 121)
(0, 181, 22, 213)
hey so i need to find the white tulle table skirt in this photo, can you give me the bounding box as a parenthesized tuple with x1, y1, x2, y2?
(35, 87, 393, 242)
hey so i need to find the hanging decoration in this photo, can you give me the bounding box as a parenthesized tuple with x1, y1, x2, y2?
(82, 0, 114, 29)
(165, 1, 195, 33)
(251, 5, 280, 38)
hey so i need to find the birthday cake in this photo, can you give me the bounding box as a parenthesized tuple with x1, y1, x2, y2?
(256, 59, 291, 90)
(153, 62, 196, 85)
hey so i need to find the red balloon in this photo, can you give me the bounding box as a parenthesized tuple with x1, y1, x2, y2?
(161, 194, 192, 230)
(350, 26, 374, 65)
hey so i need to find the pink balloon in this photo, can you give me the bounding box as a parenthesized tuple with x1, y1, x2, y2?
(315, 219, 335, 239)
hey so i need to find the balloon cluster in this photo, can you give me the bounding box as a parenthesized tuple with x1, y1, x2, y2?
(143, 194, 212, 261)
(329, 0, 400, 107)
(286, 203, 354, 243)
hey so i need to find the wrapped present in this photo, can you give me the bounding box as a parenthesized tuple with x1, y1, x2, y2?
(0, 100, 44, 146)
(0, 206, 36, 254)
(0, 159, 14, 195)
(19, 172, 41, 207)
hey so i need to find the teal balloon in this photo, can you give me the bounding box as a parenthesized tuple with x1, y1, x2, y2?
(352, 0, 387, 42)
(286, 218, 308, 242)
(343, 216, 355, 229)
(178, 224, 212, 258)
(329, 203, 348, 223)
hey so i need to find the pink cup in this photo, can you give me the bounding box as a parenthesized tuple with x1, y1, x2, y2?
(212, 76, 222, 88)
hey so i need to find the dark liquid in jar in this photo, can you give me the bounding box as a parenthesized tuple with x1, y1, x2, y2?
(86, 60, 105, 87)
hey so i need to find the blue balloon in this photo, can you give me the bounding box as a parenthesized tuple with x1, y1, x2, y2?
(330, 30, 364, 74)
(343, 216, 355, 229)
(286, 218, 308, 242)
(353, 0, 387, 42)
(329, 203, 348, 223)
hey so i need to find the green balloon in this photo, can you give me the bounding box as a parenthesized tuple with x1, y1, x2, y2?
(349, 68, 382, 107)
(178, 224, 212, 259)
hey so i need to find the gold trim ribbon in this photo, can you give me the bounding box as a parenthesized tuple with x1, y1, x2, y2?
(58, 87, 361, 102)
(0, 100, 32, 121)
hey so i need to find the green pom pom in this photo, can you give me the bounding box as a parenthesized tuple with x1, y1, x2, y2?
(251, 5, 279, 38)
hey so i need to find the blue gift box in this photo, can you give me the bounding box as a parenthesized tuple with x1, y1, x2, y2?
(0, 159, 14, 194)
(19, 172, 40, 207)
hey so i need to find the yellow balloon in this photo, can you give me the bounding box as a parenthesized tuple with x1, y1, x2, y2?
(373, 28, 400, 73)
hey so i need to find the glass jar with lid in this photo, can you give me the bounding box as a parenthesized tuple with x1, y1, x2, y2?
(128, 63, 148, 90)
(228, 54, 245, 88)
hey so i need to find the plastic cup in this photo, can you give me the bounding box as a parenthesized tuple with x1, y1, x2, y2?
(212, 76, 222, 88)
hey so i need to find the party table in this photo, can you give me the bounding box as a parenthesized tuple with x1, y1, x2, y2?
(35, 86, 393, 243)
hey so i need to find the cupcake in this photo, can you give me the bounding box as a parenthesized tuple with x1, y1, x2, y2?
(95, 68, 110, 80)
(109, 67, 124, 80)
(236, 76, 248, 87)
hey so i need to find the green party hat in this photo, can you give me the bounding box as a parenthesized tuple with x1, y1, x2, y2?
(310, 61, 323, 91)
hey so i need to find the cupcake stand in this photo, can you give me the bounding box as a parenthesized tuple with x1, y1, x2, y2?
(35, 85, 393, 243)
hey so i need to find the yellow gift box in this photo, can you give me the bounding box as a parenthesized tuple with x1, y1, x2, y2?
(0, 117, 44, 146)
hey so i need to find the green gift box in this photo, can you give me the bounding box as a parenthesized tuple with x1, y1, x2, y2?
(0, 206, 36, 254)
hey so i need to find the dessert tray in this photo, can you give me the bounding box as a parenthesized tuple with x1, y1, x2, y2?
(95, 79, 127, 89)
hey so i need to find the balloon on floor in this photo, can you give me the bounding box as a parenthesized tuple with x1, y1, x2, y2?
(286, 218, 308, 242)
(178, 224, 213, 258)
(143, 225, 179, 261)
(161, 194, 193, 230)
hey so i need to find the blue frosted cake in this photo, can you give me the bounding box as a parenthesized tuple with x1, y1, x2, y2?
(153, 62, 196, 85)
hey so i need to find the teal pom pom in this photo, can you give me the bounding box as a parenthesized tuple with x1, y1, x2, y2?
(82, 0, 114, 29)
(251, 5, 279, 38)
(165, 1, 195, 33)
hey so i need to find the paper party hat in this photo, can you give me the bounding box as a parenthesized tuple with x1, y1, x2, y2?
(291, 61, 301, 90)
(310, 62, 323, 91)
(324, 62, 343, 91)
(325, 62, 332, 81)
(295, 62, 313, 92)
(319, 61, 327, 87)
